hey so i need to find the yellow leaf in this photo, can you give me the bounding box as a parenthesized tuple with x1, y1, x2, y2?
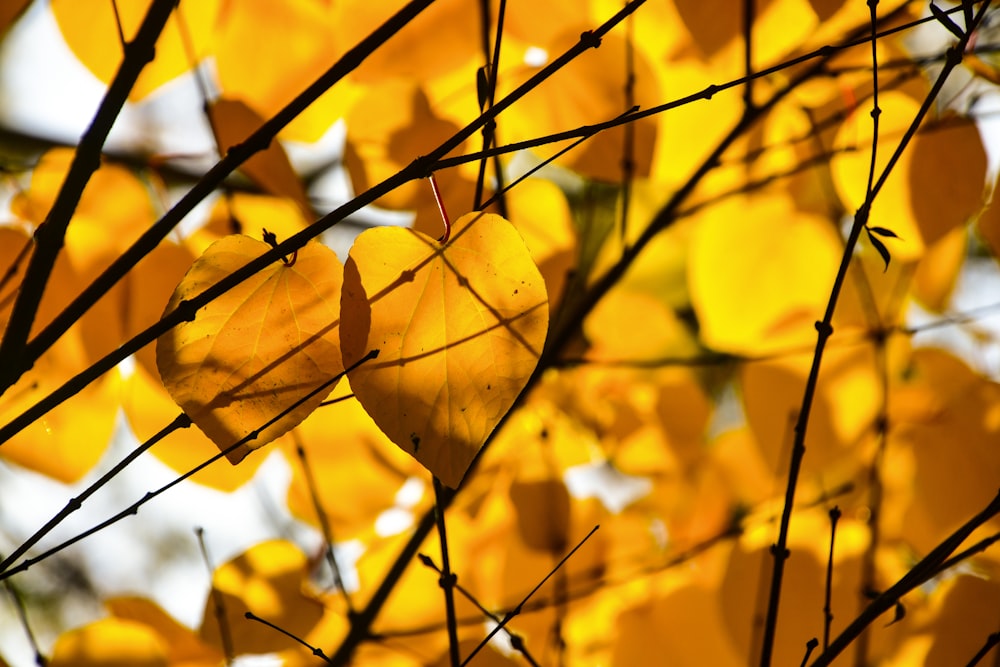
(207, 98, 312, 217)
(51, 0, 219, 101)
(50, 618, 168, 667)
(156, 235, 344, 464)
(199, 540, 324, 656)
(912, 224, 966, 312)
(832, 94, 987, 261)
(498, 25, 660, 183)
(122, 364, 268, 491)
(509, 478, 571, 552)
(924, 576, 1000, 666)
(331, 0, 479, 83)
(892, 348, 1000, 554)
(285, 382, 424, 540)
(213, 0, 350, 142)
(0, 329, 119, 483)
(341, 212, 548, 488)
(344, 80, 464, 211)
(106, 596, 224, 667)
(687, 194, 842, 356)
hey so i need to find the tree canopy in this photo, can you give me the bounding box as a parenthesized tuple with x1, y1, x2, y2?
(2, 1, 1000, 666)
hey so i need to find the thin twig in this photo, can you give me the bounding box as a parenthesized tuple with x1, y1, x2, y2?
(0, 0, 176, 392)
(966, 632, 1000, 667)
(417, 554, 541, 667)
(823, 507, 841, 651)
(433, 478, 461, 667)
(810, 490, 1000, 666)
(196, 527, 234, 664)
(758, 5, 988, 664)
(460, 525, 600, 667)
(246, 611, 334, 664)
(293, 434, 355, 612)
(2, 579, 45, 665)
(0, 413, 191, 576)
(0, 351, 378, 581)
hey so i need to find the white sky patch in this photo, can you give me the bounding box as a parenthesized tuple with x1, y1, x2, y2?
(523, 46, 549, 68)
(484, 618, 517, 657)
(374, 476, 426, 537)
(563, 461, 652, 514)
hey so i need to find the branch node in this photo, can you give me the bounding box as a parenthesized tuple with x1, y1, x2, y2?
(579, 30, 602, 49)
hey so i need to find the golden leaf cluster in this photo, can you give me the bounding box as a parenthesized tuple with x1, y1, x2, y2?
(2, 0, 1000, 666)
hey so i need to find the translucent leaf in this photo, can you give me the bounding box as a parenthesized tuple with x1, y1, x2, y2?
(122, 364, 268, 491)
(330, 0, 479, 83)
(912, 225, 966, 311)
(613, 584, 744, 666)
(207, 98, 312, 216)
(498, 26, 659, 183)
(285, 382, 424, 540)
(213, 0, 349, 142)
(344, 80, 464, 211)
(510, 479, 571, 552)
(341, 212, 549, 488)
(832, 93, 987, 260)
(50, 0, 219, 100)
(156, 235, 344, 464)
(11, 148, 157, 362)
(924, 576, 1000, 666)
(199, 540, 324, 656)
(49, 618, 168, 667)
(106, 596, 223, 666)
(891, 348, 1000, 553)
(687, 195, 842, 356)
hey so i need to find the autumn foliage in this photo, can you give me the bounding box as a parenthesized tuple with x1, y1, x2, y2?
(2, 0, 1000, 665)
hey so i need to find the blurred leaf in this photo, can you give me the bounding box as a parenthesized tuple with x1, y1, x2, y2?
(344, 79, 464, 211)
(156, 234, 344, 464)
(50, 618, 168, 667)
(891, 348, 1000, 554)
(285, 382, 424, 540)
(213, 0, 349, 142)
(341, 212, 548, 488)
(106, 597, 224, 666)
(50, 0, 220, 100)
(688, 195, 842, 356)
(207, 98, 312, 216)
(199, 540, 325, 656)
(509, 478, 571, 552)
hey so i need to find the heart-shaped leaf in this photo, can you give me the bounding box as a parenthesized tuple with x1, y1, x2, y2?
(156, 234, 344, 464)
(341, 212, 549, 488)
